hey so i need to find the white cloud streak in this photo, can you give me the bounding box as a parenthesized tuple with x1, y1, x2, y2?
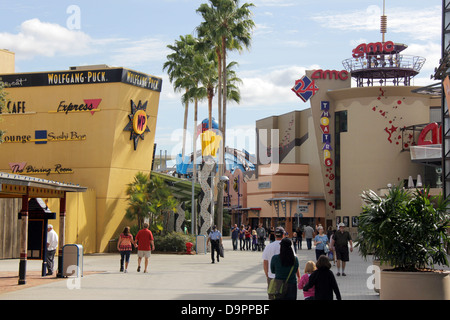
(311, 5, 441, 42)
(0, 18, 169, 69)
(0, 19, 93, 59)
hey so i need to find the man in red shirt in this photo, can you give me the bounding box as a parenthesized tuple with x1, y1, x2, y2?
(135, 223, 155, 273)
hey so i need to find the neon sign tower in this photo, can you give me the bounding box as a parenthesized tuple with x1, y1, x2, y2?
(342, 1, 426, 87)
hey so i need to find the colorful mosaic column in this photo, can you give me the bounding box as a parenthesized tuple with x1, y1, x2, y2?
(198, 157, 216, 235)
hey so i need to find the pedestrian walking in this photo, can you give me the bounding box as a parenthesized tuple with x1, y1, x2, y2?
(239, 225, 246, 250)
(207, 225, 222, 263)
(135, 223, 155, 273)
(292, 232, 298, 253)
(46, 224, 58, 276)
(299, 260, 316, 300)
(296, 226, 303, 250)
(231, 224, 239, 251)
(262, 227, 296, 299)
(268, 226, 275, 243)
(304, 224, 314, 250)
(269, 238, 301, 300)
(329, 229, 336, 265)
(331, 222, 353, 276)
(245, 225, 251, 250)
(314, 226, 329, 260)
(117, 226, 134, 273)
(256, 224, 266, 251)
(303, 255, 341, 300)
(252, 229, 257, 251)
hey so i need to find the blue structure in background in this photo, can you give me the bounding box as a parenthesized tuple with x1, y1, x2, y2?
(176, 118, 255, 175)
(176, 147, 255, 175)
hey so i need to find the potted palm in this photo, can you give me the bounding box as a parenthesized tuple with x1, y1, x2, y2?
(357, 185, 450, 300)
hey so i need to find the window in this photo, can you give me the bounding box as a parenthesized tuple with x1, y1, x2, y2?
(334, 111, 348, 210)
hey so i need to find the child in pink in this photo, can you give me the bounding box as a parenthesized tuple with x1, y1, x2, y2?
(299, 260, 316, 300)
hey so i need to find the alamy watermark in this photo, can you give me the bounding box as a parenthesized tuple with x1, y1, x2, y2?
(169, 128, 280, 174)
(65, 265, 82, 290)
(366, 264, 381, 291)
(66, 5, 81, 30)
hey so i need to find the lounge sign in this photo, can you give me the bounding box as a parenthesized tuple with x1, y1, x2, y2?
(2, 130, 86, 144)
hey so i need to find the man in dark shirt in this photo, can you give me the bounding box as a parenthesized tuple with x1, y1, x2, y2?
(331, 222, 353, 276)
(231, 224, 239, 251)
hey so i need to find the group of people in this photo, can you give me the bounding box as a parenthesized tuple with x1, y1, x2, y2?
(43, 223, 156, 276)
(230, 224, 267, 252)
(47, 218, 351, 301)
(262, 223, 353, 300)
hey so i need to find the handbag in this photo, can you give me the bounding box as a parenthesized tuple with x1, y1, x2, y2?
(267, 265, 295, 300)
(219, 244, 224, 258)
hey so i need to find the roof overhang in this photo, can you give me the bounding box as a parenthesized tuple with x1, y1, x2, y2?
(151, 171, 202, 202)
(0, 172, 87, 198)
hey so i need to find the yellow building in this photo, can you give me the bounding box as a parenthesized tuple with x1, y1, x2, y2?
(0, 51, 162, 253)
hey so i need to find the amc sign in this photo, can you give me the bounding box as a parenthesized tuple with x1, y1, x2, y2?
(352, 41, 395, 58)
(418, 123, 442, 146)
(311, 69, 349, 81)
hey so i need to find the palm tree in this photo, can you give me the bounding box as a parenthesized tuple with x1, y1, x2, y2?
(196, 1, 254, 232)
(191, 40, 219, 131)
(125, 172, 152, 229)
(196, 0, 255, 161)
(147, 175, 179, 235)
(163, 35, 196, 161)
(125, 172, 179, 234)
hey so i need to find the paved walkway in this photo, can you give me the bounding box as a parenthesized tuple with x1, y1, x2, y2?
(0, 238, 379, 300)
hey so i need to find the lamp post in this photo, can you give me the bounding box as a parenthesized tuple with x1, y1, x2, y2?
(217, 175, 229, 234)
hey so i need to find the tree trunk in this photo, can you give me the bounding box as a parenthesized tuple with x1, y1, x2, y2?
(182, 89, 189, 160)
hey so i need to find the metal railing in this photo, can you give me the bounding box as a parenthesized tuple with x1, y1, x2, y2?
(342, 54, 426, 74)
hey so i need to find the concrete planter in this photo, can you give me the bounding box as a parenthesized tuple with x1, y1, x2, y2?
(380, 270, 450, 300)
(372, 260, 393, 294)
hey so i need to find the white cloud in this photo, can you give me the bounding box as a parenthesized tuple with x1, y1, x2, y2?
(252, 0, 296, 7)
(109, 37, 171, 68)
(0, 18, 93, 59)
(0, 18, 169, 70)
(311, 5, 441, 41)
(238, 65, 319, 107)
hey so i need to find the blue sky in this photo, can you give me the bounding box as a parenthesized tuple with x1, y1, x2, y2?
(0, 0, 442, 157)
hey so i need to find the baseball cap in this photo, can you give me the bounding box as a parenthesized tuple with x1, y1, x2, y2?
(275, 226, 285, 236)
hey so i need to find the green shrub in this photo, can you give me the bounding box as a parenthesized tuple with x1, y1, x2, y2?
(154, 232, 196, 252)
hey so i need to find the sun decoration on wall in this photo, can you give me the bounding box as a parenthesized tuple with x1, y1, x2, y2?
(124, 100, 150, 150)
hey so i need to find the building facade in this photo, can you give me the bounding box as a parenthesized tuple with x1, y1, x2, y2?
(0, 50, 162, 253)
(235, 41, 440, 238)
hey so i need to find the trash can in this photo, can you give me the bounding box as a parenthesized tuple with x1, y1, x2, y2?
(196, 235, 207, 254)
(62, 244, 83, 277)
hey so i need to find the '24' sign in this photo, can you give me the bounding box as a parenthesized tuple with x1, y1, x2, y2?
(292, 75, 319, 102)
